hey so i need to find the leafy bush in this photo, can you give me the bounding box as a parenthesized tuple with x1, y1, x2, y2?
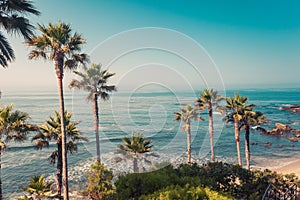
(115, 165, 179, 200)
(139, 184, 233, 200)
(115, 161, 299, 199)
(86, 161, 115, 200)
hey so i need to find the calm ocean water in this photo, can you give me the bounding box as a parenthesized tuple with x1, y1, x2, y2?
(1, 88, 300, 198)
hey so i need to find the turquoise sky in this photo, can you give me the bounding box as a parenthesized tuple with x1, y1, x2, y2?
(0, 0, 299, 91)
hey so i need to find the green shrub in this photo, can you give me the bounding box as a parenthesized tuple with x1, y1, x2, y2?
(115, 165, 179, 200)
(139, 184, 233, 200)
(86, 161, 115, 200)
(114, 161, 300, 200)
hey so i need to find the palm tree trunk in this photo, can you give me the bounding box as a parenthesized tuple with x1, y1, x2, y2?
(245, 125, 250, 170)
(208, 105, 215, 161)
(186, 121, 191, 163)
(57, 139, 62, 198)
(55, 54, 69, 200)
(234, 117, 242, 166)
(93, 95, 100, 162)
(0, 148, 2, 200)
(133, 157, 138, 173)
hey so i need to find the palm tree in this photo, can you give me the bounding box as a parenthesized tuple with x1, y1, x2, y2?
(0, 104, 38, 199)
(224, 93, 254, 166)
(174, 104, 203, 163)
(117, 133, 153, 173)
(196, 89, 224, 161)
(69, 63, 116, 162)
(240, 109, 266, 170)
(0, 0, 40, 67)
(26, 21, 88, 200)
(32, 111, 87, 198)
(20, 174, 53, 200)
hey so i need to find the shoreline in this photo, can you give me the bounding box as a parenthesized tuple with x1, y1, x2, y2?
(271, 159, 300, 178)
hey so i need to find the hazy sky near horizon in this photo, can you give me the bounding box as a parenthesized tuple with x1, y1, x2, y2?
(0, 0, 299, 92)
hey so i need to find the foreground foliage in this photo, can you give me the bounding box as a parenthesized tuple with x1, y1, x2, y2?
(139, 184, 233, 200)
(85, 161, 115, 200)
(115, 162, 299, 200)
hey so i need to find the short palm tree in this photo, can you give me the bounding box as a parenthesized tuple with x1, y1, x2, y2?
(240, 109, 266, 170)
(174, 104, 204, 163)
(26, 21, 88, 200)
(32, 111, 87, 198)
(224, 93, 254, 166)
(69, 63, 116, 162)
(20, 174, 53, 200)
(0, 0, 40, 67)
(196, 89, 224, 161)
(0, 104, 38, 199)
(117, 133, 153, 173)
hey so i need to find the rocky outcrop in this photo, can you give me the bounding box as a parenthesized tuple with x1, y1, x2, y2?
(256, 123, 300, 142)
(281, 104, 300, 114)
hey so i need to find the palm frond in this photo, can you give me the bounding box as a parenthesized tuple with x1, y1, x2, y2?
(0, 32, 15, 67)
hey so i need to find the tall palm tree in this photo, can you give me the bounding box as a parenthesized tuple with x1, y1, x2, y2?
(0, 0, 40, 67)
(224, 93, 254, 166)
(69, 63, 116, 162)
(240, 109, 266, 170)
(32, 111, 87, 198)
(117, 133, 153, 173)
(174, 104, 203, 163)
(196, 89, 224, 161)
(0, 104, 38, 199)
(26, 21, 88, 200)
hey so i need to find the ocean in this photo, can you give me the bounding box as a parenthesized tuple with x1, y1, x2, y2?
(1, 88, 300, 198)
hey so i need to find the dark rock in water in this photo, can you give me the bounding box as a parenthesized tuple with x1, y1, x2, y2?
(264, 142, 272, 147)
(250, 142, 258, 145)
(281, 104, 300, 114)
(294, 133, 300, 138)
(257, 123, 300, 137)
(275, 123, 292, 131)
(287, 136, 298, 142)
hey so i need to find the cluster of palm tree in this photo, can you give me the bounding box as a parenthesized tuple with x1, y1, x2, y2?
(174, 89, 223, 163)
(0, 4, 40, 197)
(224, 93, 267, 169)
(0, 0, 272, 199)
(1, 1, 117, 198)
(174, 89, 266, 170)
(25, 22, 117, 199)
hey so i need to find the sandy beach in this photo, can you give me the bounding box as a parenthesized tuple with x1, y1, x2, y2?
(272, 159, 300, 178)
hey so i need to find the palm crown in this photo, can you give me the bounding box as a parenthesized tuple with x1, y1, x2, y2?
(197, 89, 224, 108)
(174, 104, 203, 126)
(0, 104, 38, 149)
(26, 21, 88, 71)
(225, 93, 254, 121)
(118, 133, 153, 155)
(69, 63, 117, 101)
(33, 111, 87, 163)
(0, 0, 40, 67)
